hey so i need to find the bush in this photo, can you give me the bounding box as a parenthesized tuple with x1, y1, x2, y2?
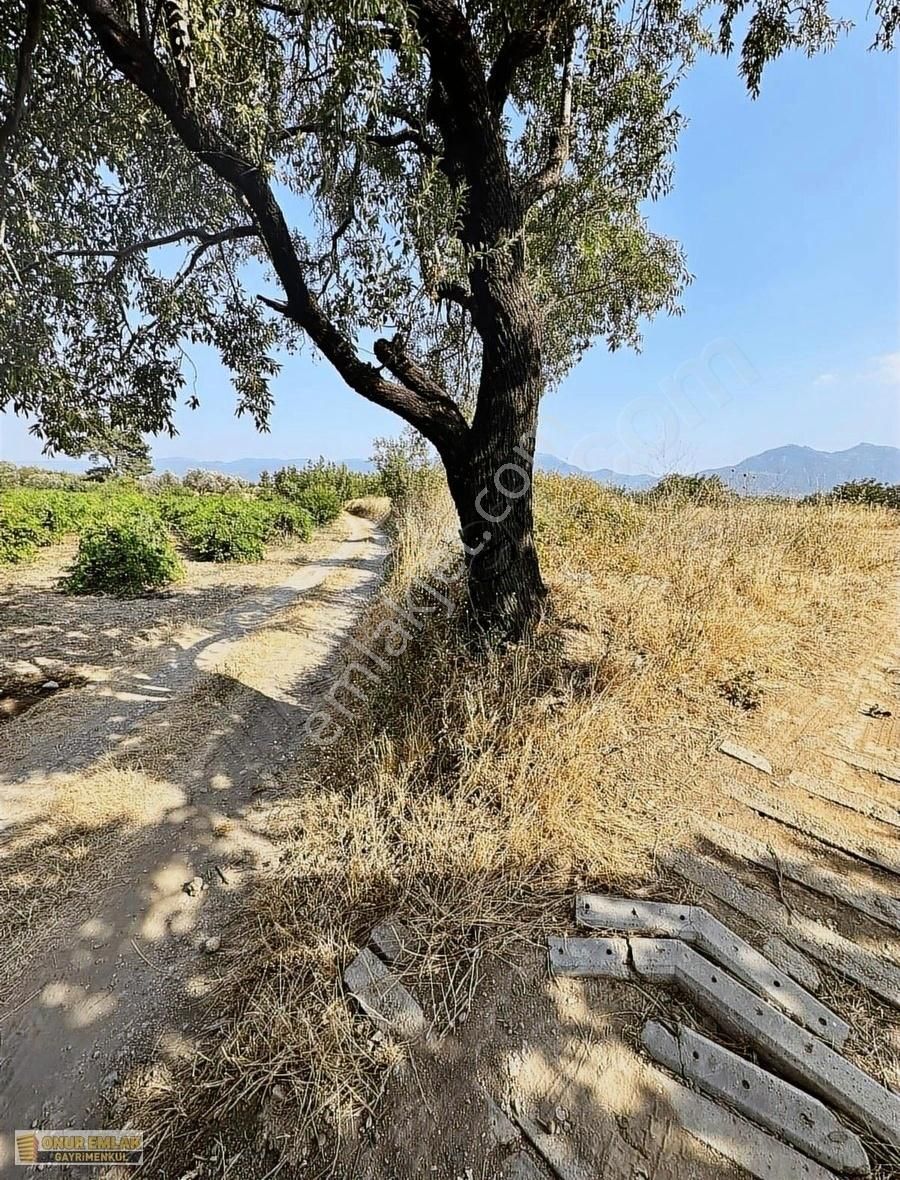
(182, 468, 250, 494)
(645, 472, 733, 503)
(177, 500, 269, 562)
(261, 499, 314, 541)
(64, 512, 183, 594)
(158, 492, 311, 561)
(372, 431, 432, 501)
(0, 501, 48, 563)
(294, 484, 342, 526)
(273, 459, 380, 505)
(830, 478, 900, 509)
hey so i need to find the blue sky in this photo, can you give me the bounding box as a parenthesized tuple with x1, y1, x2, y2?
(2, 18, 897, 475)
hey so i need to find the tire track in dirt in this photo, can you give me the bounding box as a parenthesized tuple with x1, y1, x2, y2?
(0, 514, 387, 1176)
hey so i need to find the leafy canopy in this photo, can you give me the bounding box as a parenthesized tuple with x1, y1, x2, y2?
(1, 0, 895, 453)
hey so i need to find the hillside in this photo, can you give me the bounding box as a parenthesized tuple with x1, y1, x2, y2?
(533, 442, 900, 496)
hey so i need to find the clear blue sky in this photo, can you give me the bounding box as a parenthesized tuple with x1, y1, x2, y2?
(1, 19, 897, 475)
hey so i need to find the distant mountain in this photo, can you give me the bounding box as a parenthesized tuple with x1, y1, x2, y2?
(535, 452, 654, 489)
(536, 443, 900, 496)
(699, 443, 900, 496)
(7, 444, 898, 497)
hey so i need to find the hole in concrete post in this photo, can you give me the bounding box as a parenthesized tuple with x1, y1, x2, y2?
(741, 1080, 750, 1090)
(606, 948, 613, 956)
(710, 975, 718, 983)
(818, 1017, 827, 1026)
(679, 914, 687, 921)
(773, 979, 781, 987)
(692, 1051, 699, 1060)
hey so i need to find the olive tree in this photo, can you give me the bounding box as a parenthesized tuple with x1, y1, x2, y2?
(1, 0, 895, 636)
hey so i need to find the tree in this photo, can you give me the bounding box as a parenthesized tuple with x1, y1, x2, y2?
(82, 424, 153, 480)
(1, 1, 896, 637)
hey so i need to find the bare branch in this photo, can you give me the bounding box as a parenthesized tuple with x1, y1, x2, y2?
(49, 225, 258, 266)
(71, 0, 468, 455)
(521, 34, 575, 207)
(367, 128, 439, 158)
(0, 0, 44, 167)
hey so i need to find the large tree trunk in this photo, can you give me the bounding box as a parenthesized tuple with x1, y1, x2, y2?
(443, 337, 548, 642)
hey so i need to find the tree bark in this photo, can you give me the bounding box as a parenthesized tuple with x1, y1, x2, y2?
(443, 274, 548, 640)
(446, 421, 547, 641)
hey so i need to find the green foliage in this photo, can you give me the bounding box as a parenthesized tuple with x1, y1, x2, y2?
(372, 431, 433, 502)
(295, 484, 342, 526)
(10, 2, 890, 451)
(158, 492, 313, 561)
(273, 460, 379, 504)
(271, 459, 378, 525)
(64, 512, 183, 595)
(180, 501, 269, 562)
(0, 489, 104, 563)
(261, 499, 314, 541)
(646, 472, 733, 504)
(829, 478, 900, 509)
(0, 499, 47, 563)
(82, 424, 153, 480)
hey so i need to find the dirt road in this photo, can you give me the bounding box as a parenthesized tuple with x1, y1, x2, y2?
(0, 513, 387, 1176)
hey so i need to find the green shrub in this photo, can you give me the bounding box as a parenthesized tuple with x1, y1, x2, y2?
(830, 478, 900, 509)
(372, 431, 431, 501)
(262, 499, 314, 541)
(645, 472, 733, 503)
(179, 500, 269, 562)
(0, 501, 48, 563)
(294, 484, 342, 526)
(64, 512, 183, 594)
(273, 459, 380, 504)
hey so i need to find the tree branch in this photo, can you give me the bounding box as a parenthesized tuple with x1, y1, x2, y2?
(374, 335, 470, 440)
(434, 281, 474, 312)
(486, 1, 561, 116)
(521, 34, 574, 207)
(49, 224, 258, 266)
(69, 0, 468, 456)
(367, 128, 439, 158)
(0, 0, 43, 167)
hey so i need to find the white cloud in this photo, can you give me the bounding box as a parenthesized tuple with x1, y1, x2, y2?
(812, 372, 837, 387)
(867, 352, 900, 386)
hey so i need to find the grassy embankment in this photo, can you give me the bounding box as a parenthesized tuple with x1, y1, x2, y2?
(117, 473, 897, 1166)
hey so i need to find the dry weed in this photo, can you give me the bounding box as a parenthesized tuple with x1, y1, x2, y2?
(123, 477, 898, 1173)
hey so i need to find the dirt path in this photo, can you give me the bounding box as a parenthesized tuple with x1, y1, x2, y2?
(0, 513, 387, 1176)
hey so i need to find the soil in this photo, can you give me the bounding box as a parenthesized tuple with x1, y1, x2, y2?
(1, 528, 898, 1180)
(0, 513, 388, 1177)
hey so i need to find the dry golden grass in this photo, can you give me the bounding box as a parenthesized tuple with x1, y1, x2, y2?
(121, 475, 898, 1172)
(344, 495, 392, 523)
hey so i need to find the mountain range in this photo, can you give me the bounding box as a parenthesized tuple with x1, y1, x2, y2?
(534, 443, 900, 496)
(11, 443, 900, 497)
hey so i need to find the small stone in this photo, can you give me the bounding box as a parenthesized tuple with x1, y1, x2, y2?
(183, 876, 207, 898)
(41, 680, 60, 691)
(272, 1084, 286, 1101)
(202, 935, 221, 954)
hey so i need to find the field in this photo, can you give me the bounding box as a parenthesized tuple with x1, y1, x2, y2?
(1, 470, 898, 1178)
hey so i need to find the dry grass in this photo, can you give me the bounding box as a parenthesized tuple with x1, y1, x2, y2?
(344, 495, 392, 523)
(121, 476, 898, 1173)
